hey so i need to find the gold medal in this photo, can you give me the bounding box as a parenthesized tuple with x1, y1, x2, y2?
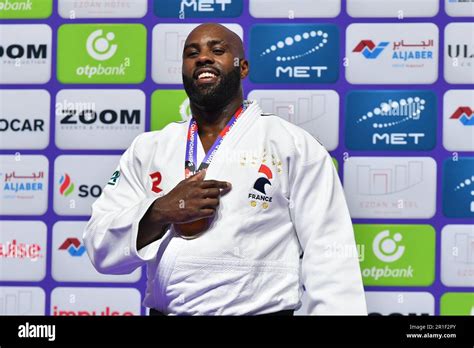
(174, 218, 211, 239)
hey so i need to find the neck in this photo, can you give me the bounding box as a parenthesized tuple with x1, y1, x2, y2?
(190, 94, 244, 136)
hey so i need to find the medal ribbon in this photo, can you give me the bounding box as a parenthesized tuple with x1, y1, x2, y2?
(185, 105, 245, 178)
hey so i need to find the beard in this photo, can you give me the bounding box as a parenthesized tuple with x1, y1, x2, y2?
(182, 66, 241, 111)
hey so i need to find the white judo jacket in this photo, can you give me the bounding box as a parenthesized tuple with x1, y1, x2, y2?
(83, 100, 367, 315)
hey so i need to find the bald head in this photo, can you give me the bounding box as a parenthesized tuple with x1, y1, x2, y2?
(184, 23, 245, 59)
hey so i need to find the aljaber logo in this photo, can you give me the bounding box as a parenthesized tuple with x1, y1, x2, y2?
(346, 91, 436, 150)
(86, 30, 117, 61)
(250, 24, 339, 83)
(154, 0, 242, 18)
(353, 38, 434, 63)
(2, 170, 44, 193)
(59, 173, 74, 196)
(58, 238, 86, 257)
(451, 107, 474, 126)
(353, 40, 389, 59)
(443, 158, 474, 218)
(373, 230, 405, 263)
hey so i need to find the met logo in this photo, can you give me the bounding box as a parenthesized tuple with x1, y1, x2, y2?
(154, 0, 242, 18)
(346, 91, 436, 151)
(250, 24, 339, 83)
(443, 157, 474, 218)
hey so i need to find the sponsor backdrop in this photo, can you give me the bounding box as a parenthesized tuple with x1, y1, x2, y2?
(0, 0, 473, 316)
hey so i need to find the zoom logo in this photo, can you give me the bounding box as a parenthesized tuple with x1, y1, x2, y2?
(373, 230, 405, 262)
(0, 24, 51, 84)
(55, 90, 145, 150)
(86, 30, 117, 61)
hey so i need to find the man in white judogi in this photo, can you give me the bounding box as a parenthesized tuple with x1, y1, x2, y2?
(83, 23, 367, 316)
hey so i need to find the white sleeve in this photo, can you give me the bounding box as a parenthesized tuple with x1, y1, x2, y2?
(83, 135, 164, 275)
(289, 137, 367, 315)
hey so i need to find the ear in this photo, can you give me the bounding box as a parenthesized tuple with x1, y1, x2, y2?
(239, 59, 249, 79)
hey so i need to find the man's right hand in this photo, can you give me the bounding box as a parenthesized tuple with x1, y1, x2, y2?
(137, 170, 231, 249)
(150, 169, 232, 225)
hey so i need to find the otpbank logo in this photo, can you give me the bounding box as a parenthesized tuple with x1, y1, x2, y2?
(354, 224, 435, 286)
(346, 91, 436, 151)
(154, 0, 242, 18)
(440, 293, 474, 315)
(443, 157, 474, 218)
(0, 0, 51, 19)
(346, 24, 438, 84)
(151, 90, 190, 131)
(57, 24, 146, 84)
(250, 24, 339, 83)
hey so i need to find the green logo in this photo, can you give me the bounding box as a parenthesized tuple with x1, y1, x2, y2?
(151, 90, 190, 131)
(0, 0, 51, 19)
(440, 293, 474, 315)
(57, 24, 146, 84)
(354, 224, 435, 286)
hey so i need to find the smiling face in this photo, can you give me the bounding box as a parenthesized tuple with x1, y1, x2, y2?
(182, 24, 248, 111)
